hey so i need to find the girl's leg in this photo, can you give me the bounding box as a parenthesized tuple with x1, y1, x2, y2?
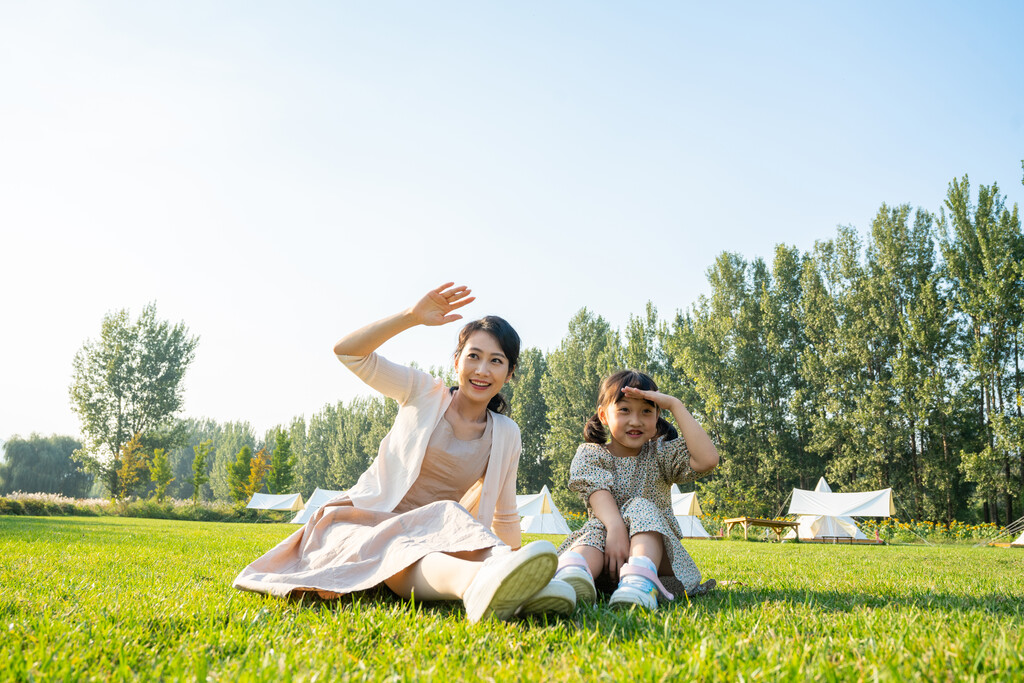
(629, 531, 664, 568)
(608, 532, 668, 611)
(568, 544, 604, 580)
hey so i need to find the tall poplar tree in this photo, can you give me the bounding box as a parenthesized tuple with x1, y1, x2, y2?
(541, 309, 621, 513)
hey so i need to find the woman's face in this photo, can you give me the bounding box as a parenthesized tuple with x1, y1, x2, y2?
(454, 330, 512, 405)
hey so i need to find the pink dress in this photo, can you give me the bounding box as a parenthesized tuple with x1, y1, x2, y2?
(234, 416, 507, 598)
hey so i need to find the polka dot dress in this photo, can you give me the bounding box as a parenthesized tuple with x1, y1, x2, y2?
(557, 436, 712, 598)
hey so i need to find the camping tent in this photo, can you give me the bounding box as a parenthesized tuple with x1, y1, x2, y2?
(785, 477, 894, 540)
(516, 485, 571, 535)
(670, 484, 710, 538)
(1012, 529, 1024, 547)
(246, 492, 304, 511)
(290, 488, 347, 524)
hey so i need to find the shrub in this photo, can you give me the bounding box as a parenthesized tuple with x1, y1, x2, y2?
(0, 499, 24, 515)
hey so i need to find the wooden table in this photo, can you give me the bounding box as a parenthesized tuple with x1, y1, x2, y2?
(723, 517, 800, 542)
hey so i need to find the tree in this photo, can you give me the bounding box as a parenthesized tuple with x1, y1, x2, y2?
(246, 447, 272, 500)
(509, 347, 551, 493)
(940, 176, 1023, 523)
(302, 406, 336, 493)
(0, 434, 89, 497)
(209, 422, 256, 502)
(188, 439, 212, 506)
(266, 431, 295, 494)
(150, 448, 174, 502)
(229, 445, 254, 504)
(168, 418, 220, 500)
(541, 309, 621, 513)
(69, 303, 198, 497)
(115, 433, 149, 500)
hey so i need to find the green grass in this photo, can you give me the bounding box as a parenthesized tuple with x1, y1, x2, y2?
(1, 517, 1022, 682)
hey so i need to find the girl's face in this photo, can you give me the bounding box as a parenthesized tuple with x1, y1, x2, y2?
(599, 394, 658, 456)
(454, 330, 512, 406)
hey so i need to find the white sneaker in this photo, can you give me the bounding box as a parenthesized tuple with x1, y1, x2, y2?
(555, 565, 597, 605)
(517, 578, 576, 617)
(607, 581, 658, 610)
(462, 541, 558, 623)
(608, 557, 663, 611)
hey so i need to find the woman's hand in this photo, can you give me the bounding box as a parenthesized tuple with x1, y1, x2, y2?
(409, 282, 476, 327)
(604, 522, 630, 581)
(333, 282, 475, 357)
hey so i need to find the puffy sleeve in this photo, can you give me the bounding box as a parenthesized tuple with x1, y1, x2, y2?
(654, 435, 713, 485)
(336, 352, 440, 406)
(568, 443, 615, 503)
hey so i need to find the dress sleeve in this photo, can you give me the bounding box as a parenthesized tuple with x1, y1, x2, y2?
(336, 352, 440, 406)
(655, 435, 713, 485)
(568, 443, 615, 503)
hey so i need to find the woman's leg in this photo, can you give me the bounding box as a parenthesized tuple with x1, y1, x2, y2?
(384, 552, 485, 601)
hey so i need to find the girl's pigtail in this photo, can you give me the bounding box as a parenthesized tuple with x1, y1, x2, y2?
(656, 417, 679, 441)
(583, 413, 607, 443)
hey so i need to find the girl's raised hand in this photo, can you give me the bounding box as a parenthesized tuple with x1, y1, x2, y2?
(410, 282, 476, 326)
(621, 385, 679, 412)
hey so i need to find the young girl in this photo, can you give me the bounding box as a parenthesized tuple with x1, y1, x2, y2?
(552, 370, 720, 610)
(234, 283, 574, 622)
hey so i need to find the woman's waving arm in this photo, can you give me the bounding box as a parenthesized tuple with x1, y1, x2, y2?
(333, 283, 475, 357)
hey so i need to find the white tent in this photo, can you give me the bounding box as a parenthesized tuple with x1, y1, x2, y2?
(1012, 529, 1024, 547)
(516, 485, 571, 535)
(246, 492, 304, 511)
(785, 477, 894, 540)
(290, 488, 347, 524)
(670, 484, 710, 538)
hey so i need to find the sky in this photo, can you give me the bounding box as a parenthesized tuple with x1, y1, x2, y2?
(1, 1, 1022, 445)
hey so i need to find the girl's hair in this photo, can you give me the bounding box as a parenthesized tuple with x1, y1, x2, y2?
(584, 369, 678, 444)
(451, 315, 521, 416)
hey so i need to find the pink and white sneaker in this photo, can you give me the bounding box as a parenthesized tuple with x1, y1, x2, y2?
(608, 556, 674, 611)
(553, 551, 597, 605)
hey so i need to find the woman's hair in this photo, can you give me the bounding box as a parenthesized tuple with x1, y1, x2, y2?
(451, 315, 521, 415)
(583, 369, 678, 444)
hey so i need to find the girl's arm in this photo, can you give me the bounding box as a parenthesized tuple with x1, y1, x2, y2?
(588, 489, 630, 580)
(621, 387, 720, 472)
(333, 283, 475, 356)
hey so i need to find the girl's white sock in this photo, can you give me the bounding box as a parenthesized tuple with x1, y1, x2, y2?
(626, 555, 657, 572)
(562, 550, 587, 564)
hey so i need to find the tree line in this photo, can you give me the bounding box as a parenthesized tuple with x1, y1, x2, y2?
(2, 171, 1021, 525)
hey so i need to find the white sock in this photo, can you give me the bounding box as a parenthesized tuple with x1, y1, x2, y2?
(627, 555, 657, 572)
(556, 550, 590, 577)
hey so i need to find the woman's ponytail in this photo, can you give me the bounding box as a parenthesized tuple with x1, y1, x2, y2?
(488, 393, 511, 416)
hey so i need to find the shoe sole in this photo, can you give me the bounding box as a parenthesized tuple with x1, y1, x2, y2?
(561, 573, 597, 605)
(518, 581, 576, 617)
(467, 542, 558, 623)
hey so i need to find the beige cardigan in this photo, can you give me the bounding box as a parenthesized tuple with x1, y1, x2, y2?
(337, 352, 523, 547)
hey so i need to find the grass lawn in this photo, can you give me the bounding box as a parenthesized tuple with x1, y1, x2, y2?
(1, 516, 1022, 682)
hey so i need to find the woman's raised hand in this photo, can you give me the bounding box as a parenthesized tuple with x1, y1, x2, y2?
(410, 282, 476, 326)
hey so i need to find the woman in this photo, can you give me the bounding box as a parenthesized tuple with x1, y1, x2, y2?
(233, 283, 575, 622)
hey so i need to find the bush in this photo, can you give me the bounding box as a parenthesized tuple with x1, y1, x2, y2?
(0, 499, 24, 515)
